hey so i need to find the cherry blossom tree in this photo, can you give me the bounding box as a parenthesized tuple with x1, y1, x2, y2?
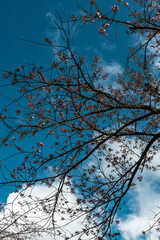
(0, 0, 160, 239)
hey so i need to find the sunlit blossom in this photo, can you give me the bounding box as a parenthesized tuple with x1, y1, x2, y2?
(111, 5, 119, 12)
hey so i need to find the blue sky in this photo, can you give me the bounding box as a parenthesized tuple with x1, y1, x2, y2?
(0, 0, 129, 69)
(0, 0, 56, 71)
(0, 1, 160, 240)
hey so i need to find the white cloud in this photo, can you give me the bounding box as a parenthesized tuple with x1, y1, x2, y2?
(118, 151, 160, 240)
(130, 33, 160, 73)
(2, 142, 160, 240)
(94, 60, 124, 91)
(45, 11, 62, 51)
(118, 178, 160, 239)
(91, 138, 160, 240)
(85, 41, 116, 53)
(102, 61, 123, 76)
(101, 41, 116, 51)
(0, 183, 95, 240)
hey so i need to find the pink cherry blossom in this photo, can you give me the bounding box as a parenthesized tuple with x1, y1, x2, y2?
(98, 27, 106, 35)
(39, 142, 44, 147)
(102, 23, 110, 28)
(111, 5, 119, 12)
(123, 1, 129, 6)
(90, 0, 96, 4)
(95, 12, 101, 19)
